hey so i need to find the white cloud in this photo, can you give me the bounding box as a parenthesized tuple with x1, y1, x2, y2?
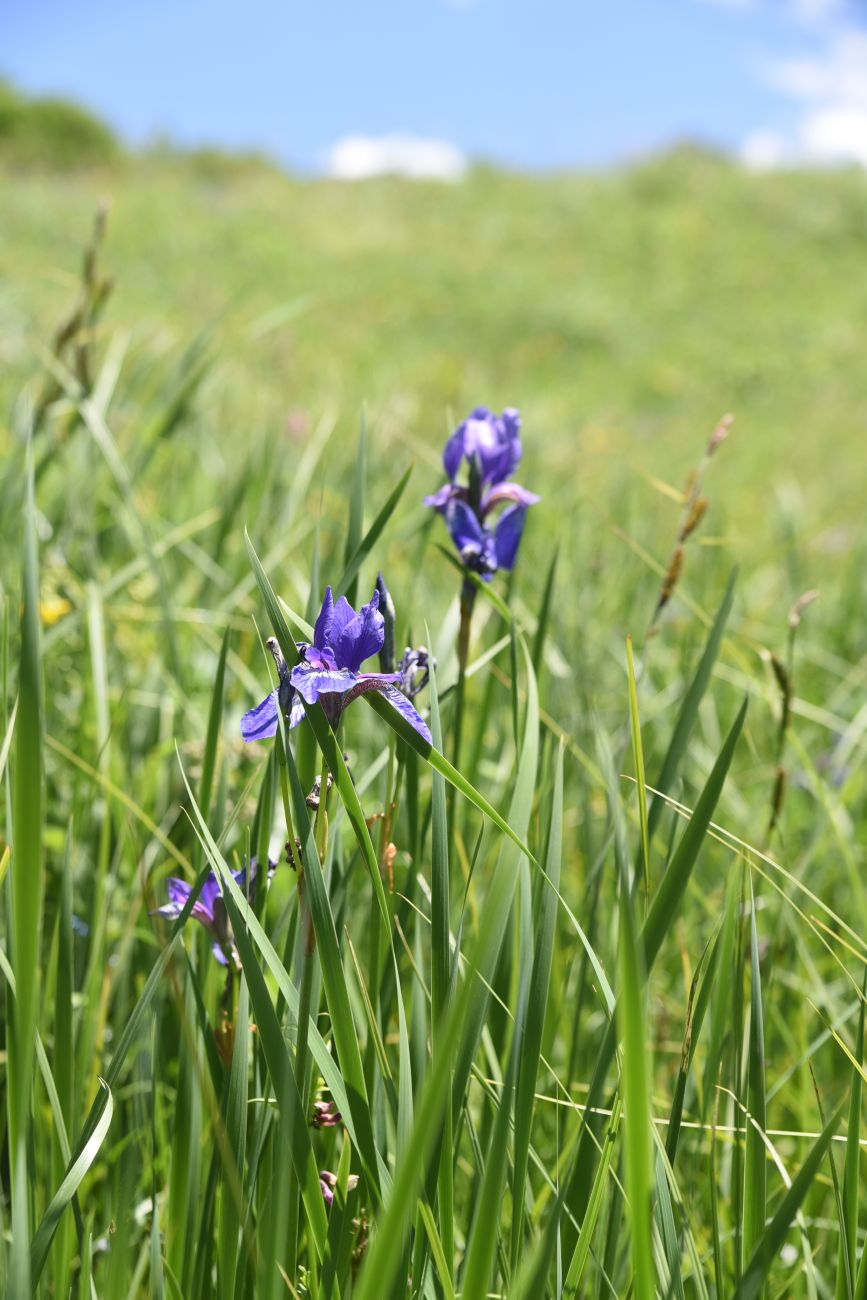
(741, 108, 867, 168)
(770, 29, 867, 106)
(743, 23, 867, 168)
(801, 104, 867, 163)
(325, 133, 468, 181)
(740, 128, 790, 168)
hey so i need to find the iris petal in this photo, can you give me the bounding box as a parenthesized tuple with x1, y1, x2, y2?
(240, 690, 280, 743)
(377, 683, 432, 745)
(313, 585, 334, 650)
(335, 589, 383, 671)
(493, 504, 528, 571)
(290, 663, 357, 704)
(446, 499, 497, 576)
(482, 481, 540, 513)
(423, 483, 459, 511)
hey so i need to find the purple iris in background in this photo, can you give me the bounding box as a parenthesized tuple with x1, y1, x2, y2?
(240, 586, 432, 745)
(424, 406, 539, 580)
(319, 1170, 359, 1207)
(154, 862, 255, 967)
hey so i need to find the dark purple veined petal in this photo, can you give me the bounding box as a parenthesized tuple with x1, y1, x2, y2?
(481, 481, 540, 513)
(377, 683, 432, 745)
(290, 662, 358, 704)
(240, 690, 280, 743)
(304, 645, 339, 671)
(493, 503, 529, 571)
(288, 694, 306, 728)
(313, 585, 334, 650)
(328, 594, 357, 649)
(346, 671, 402, 693)
(335, 589, 383, 671)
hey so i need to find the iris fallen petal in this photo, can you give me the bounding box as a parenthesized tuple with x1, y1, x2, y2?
(240, 690, 280, 742)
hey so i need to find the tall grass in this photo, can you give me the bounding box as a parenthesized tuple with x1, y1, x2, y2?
(1, 176, 866, 1299)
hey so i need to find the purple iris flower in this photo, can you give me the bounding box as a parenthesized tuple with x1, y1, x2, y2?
(424, 406, 539, 581)
(240, 586, 432, 745)
(319, 1170, 359, 1207)
(444, 405, 522, 486)
(154, 862, 255, 966)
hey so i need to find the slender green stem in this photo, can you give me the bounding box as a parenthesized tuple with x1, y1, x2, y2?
(286, 746, 325, 1278)
(451, 575, 477, 780)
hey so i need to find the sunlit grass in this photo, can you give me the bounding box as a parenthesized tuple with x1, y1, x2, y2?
(1, 154, 866, 1297)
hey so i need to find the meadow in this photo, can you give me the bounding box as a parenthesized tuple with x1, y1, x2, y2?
(1, 144, 867, 1298)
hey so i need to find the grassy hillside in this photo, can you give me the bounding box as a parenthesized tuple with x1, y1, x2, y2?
(4, 151, 867, 526)
(1, 149, 866, 1297)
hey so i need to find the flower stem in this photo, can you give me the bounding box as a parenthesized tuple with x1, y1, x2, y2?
(452, 575, 477, 775)
(285, 749, 323, 1274)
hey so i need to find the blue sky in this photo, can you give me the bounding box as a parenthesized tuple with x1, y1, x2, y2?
(4, 0, 867, 172)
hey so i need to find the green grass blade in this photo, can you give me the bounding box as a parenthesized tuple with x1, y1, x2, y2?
(838, 983, 865, 1300)
(562, 1099, 623, 1297)
(417, 1199, 457, 1300)
(282, 741, 383, 1200)
(364, 690, 535, 865)
(563, 693, 747, 1249)
(642, 695, 748, 971)
(626, 635, 650, 899)
(217, 874, 330, 1260)
(511, 742, 564, 1269)
(199, 625, 230, 821)
(460, 1045, 518, 1300)
(742, 878, 767, 1280)
(530, 546, 558, 675)
(734, 1102, 845, 1300)
(655, 1154, 686, 1300)
(646, 567, 737, 844)
(342, 408, 367, 607)
(337, 462, 412, 602)
(218, 977, 250, 1300)
(30, 1081, 114, 1286)
(702, 859, 742, 1118)
(665, 929, 720, 1165)
(8, 442, 44, 1299)
(606, 732, 655, 1300)
(428, 660, 455, 1280)
(52, 824, 76, 1295)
